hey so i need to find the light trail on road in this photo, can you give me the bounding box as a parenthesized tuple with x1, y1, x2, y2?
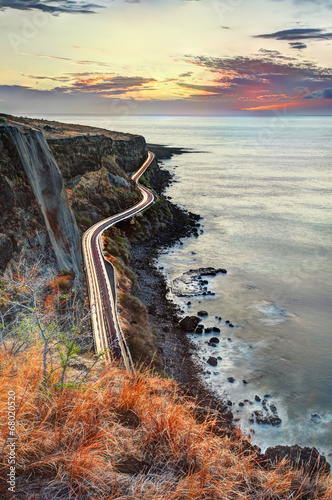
(82, 152, 156, 373)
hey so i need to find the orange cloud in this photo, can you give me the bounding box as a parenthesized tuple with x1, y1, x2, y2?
(239, 101, 302, 111)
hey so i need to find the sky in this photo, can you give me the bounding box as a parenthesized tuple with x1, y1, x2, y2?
(0, 0, 331, 115)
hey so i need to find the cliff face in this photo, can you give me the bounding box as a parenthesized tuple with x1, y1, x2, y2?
(48, 134, 147, 180)
(0, 116, 149, 282)
(0, 125, 81, 279)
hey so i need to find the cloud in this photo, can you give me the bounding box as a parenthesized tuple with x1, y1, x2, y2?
(16, 70, 158, 97)
(19, 51, 113, 68)
(0, 0, 104, 15)
(258, 48, 296, 60)
(21, 73, 71, 82)
(50, 74, 157, 95)
(289, 42, 308, 50)
(185, 53, 332, 81)
(255, 27, 332, 41)
(303, 87, 332, 98)
(323, 88, 332, 98)
(179, 72, 193, 78)
(272, 0, 332, 9)
(185, 54, 332, 82)
(177, 82, 231, 94)
(182, 52, 332, 109)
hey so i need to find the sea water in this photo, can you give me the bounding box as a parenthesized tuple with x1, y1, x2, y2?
(39, 114, 332, 457)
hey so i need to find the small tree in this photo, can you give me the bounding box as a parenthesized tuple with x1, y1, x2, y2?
(0, 257, 93, 386)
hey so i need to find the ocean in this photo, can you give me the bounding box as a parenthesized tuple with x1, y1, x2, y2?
(39, 114, 332, 457)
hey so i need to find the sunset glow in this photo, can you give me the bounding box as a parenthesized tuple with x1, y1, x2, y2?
(0, 0, 331, 115)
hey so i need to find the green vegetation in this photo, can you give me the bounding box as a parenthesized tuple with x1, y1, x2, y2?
(0, 259, 92, 386)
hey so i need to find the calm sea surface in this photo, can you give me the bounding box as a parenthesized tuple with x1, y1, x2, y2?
(40, 114, 332, 456)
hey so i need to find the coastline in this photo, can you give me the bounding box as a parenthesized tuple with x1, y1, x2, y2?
(130, 145, 234, 420)
(0, 114, 330, 485)
(129, 144, 331, 472)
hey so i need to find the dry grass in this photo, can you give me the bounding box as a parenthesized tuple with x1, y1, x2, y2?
(0, 348, 331, 500)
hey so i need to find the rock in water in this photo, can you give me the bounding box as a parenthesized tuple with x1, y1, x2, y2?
(197, 310, 208, 317)
(310, 413, 321, 423)
(207, 357, 218, 367)
(269, 416, 282, 427)
(179, 316, 200, 332)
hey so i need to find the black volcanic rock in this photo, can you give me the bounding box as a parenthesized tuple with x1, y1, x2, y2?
(207, 356, 218, 367)
(0, 233, 13, 272)
(179, 316, 200, 332)
(269, 416, 282, 427)
(263, 445, 330, 475)
(49, 133, 147, 178)
(0, 176, 14, 213)
(197, 310, 208, 317)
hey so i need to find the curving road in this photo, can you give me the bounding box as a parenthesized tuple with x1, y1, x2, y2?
(82, 151, 156, 372)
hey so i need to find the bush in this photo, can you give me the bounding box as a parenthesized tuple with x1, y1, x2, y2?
(82, 217, 93, 227)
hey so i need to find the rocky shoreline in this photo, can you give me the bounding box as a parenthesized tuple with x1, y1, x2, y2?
(129, 148, 233, 421)
(128, 145, 331, 475)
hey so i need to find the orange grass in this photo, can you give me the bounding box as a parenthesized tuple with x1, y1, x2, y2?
(0, 347, 331, 500)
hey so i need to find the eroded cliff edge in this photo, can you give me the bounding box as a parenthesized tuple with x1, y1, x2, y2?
(0, 115, 148, 280)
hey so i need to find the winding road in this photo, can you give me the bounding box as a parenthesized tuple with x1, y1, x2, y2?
(82, 151, 156, 372)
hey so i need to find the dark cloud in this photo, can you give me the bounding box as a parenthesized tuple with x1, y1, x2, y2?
(323, 88, 332, 98)
(53, 75, 157, 94)
(255, 27, 332, 41)
(185, 54, 332, 81)
(289, 41, 308, 50)
(258, 48, 296, 60)
(22, 73, 71, 82)
(177, 82, 231, 94)
(303, 87, 332, 99)
(15, 71, 157, 96)
(231, 77, 266, 86)
(179, 72, 193, 78)
(303, 90, 321, 99)
(0, 0, 104, 15)
(183, 53, 332, 104)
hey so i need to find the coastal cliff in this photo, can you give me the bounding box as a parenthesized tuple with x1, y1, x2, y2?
(0, 115, 331, 499)
(0, 124, 81, 280)
(48, 133, 147, 179)
(0, 115, 149, 282)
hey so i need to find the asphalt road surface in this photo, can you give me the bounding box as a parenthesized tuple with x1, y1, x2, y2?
(82, 152, 156, 372)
